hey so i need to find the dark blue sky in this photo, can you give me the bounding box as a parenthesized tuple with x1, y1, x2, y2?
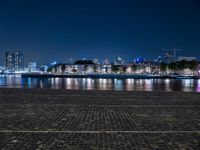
(0, 0, 200, 65)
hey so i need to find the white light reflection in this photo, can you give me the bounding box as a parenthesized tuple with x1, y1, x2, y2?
(144, 79, 153, 91)
(28, 78, 31, 88)
(51, 78, 60, 89)
(86, 78, 93, 90)
(0, 75, 200, 92)
(40, 80, 44, 88)
(114, 79, 123, 90)
(182, 79, 193, 92)
(98, 78, 111, 90)
(65, 78, 72, 89)
(126, 79, 134, 91)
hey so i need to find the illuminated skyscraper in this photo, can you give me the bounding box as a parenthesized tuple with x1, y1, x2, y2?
(14, 51, 24, 70)
(5, 52, 15, 70)
(5, 51, 24, 70)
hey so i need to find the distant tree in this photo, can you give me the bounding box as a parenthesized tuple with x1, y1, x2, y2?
(177, 60, 187, 70)
(74, 60, 94, 65)
(47, 67, 53, 73)
(84, 64, 88, 73)
(71, 68, 77, 73)
(105, 67, 108, 73)
(168, 62, 177, 72)
(189, 60, 198, 74)
(123, 66, 127, 73)
(175, 60, 198, 74)
(189, 61, 198, 71)
(74, 60, 94, 74)
(61, 64, 66, 74)
(160, 62, 167, 72)
(131, 64, 137, 72)
(112, 65, 120, 73)
(93, 65, 98, 73)
(40, 66, 45, 72)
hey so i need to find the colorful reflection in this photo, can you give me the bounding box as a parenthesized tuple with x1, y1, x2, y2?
(0, 74, 200, 92)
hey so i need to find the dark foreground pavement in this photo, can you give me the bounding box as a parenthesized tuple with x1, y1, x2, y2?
(0, 88, 200, 149)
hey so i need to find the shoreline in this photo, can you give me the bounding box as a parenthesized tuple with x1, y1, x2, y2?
(20, 73, 200, 79)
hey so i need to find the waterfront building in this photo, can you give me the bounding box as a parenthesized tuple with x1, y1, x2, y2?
(149, 62, 160, 74)
(125, 65, 133, 73)
(100, 64, 112, 73)
(50, 62, 112, 74)
(50, 60, 100, 74)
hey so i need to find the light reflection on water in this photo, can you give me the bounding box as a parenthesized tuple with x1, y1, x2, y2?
(0, 74, 200, 92)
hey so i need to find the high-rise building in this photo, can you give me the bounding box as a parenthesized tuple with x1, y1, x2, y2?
(5, 51, 24, 70)
(14, 51, 24, 70)
(5, 52, 15, 70)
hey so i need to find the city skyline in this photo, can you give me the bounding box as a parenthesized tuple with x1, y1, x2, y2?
(0, 48, 199, 67)
(0, 0, 200, 65)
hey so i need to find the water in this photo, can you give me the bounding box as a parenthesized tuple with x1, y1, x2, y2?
(0, 74, 200, 92)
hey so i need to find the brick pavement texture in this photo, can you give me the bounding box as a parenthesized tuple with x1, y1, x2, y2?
(0, 88, 200, 149)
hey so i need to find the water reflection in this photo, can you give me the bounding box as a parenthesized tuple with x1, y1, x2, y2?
(196, 80, 200, 92)
(0, 75, 200, 92)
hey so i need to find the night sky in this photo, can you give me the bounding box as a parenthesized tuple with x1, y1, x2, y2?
(0, 0, 200, 65)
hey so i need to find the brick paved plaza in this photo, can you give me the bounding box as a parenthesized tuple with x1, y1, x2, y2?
(0, 89, 200, 149)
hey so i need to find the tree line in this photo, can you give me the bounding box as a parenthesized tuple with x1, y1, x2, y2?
(160, 60, 198, 73)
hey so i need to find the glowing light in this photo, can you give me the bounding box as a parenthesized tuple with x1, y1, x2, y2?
(51, 62, 57, 66)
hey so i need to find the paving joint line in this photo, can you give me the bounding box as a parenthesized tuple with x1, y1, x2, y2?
(0, 130, 200, 134)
